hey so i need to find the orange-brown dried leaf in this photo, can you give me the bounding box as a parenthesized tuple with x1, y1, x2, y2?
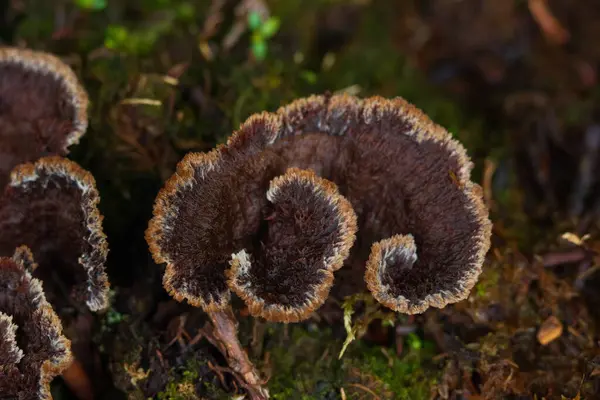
(537, 315, 563, 345)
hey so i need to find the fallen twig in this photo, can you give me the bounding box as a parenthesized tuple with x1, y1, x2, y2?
(528, 0, 570, 45)
(62, 359, 94, 400)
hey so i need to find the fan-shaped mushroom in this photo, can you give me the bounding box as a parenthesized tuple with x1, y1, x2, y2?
(0, 47, 88, 189)
(0, 246, 72, 399)
(0, 156, 109, 312)
(147, 151, 356, 399)
(147, 94, 491, 399)
(147, 152, 357, 320)
(148, 93, 491, 319)
(224, 94, 492, 314)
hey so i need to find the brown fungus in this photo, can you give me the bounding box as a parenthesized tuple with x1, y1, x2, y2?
(0, 247, 73, 400)
(0, 156, 110, 312)
(146, 148, 232, 311)
(0, 47, 88, 189)
(224, 94, 492, 314)
(227, 168, 357, 322)
(146, 149, 357, 320)
(148, 94, 491, 316)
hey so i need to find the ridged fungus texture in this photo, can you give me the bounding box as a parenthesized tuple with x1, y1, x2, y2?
(232, 94, 492, 314)
(0, 47, 88, 189)
(0, 156, 109, 312)
(147, 93, 491, 317)
(0, 247, 72, 400)
(227, 168, 357, 322)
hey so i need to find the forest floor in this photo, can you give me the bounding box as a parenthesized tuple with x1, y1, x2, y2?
(2, 0, 600, 399)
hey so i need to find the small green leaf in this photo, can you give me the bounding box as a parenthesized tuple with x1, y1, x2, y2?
(176, 2, 195, 20)
(106, 309, 124, 325)
(74, 0, 107, 10)
(248, 11, 263, 31)
(300, 70, 317, 84)
(252, 40, 268, 61)
(407, 333, 422, 350)
(260, 17, 280, 39)
(382, 316, 396, 327)
(104, 25, 129, 50)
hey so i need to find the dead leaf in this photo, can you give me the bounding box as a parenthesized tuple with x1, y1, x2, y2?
(537, 315, 563, 345)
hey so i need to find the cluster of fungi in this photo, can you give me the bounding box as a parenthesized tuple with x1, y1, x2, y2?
(0, 47, 109, 399)
(147, 94, 492, 397)
(147, 94, 492, 320)
(0, 46, 491, 399)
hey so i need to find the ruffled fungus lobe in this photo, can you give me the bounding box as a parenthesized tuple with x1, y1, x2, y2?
(227, 168, 357, 322)
(0, 156, 109, 311)
(0, 47, 88, 188)
(146, 149, 231, 311)
(225, 94, 492, 314)
(0, 247, 72, 399)
(148, 94, 490, 318)
(146, 149, 357, 319)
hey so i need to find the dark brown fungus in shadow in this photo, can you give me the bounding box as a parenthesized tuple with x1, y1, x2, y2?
(146, 147, 357, 321)
(146, 148, 234, 311)
(0, 247, 72, 400)
(227, 168, 357, 322)
(225, 94, 492, 314)
(0, 47, 89, 189)
(147, 93, 492, 397)
(0, 156, 110, 312)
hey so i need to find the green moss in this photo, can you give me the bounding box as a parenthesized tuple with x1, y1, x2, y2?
(348, 343, 437, 399)
(266, 325, 439, 399)
(475, 265, 501, 298)
(157, 358, 228, 400)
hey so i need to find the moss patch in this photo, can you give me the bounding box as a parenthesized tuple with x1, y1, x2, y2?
(266, 324, 439, 399)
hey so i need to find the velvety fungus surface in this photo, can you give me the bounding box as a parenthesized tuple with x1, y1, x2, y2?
(0, 248, 72, 400)
(0, 156, 109, 312)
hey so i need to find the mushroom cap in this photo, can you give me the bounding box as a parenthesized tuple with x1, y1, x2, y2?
(226, 168, 357, 322)
(226, 94, 492, 314)
(146, 148, 234, 311)
(0, 156, 110, 312)
(0, 47, 88, 188)
(148, 93, 491, 316)
(0, 247, 72, 400)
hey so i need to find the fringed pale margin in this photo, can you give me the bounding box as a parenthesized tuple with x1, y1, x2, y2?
(0, 312, 24, 365)
(0, 47, 89, 147)
(145, 148, 230, 311)
(227, 94, 492, 314)
(9, 156, 110, 311)
(0, 248, 72, 400)
(359, 96, 492, 314)
(227, 168, 358, 323)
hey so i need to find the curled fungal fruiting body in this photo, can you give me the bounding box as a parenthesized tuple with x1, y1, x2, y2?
(148, 94, 491, 318)
(0, 47, 88, 189)
(0, 156, 110, 311)
(0, 247, 72, 399)
(147, 147, 357, 321)
(227, 168, 357, 322)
